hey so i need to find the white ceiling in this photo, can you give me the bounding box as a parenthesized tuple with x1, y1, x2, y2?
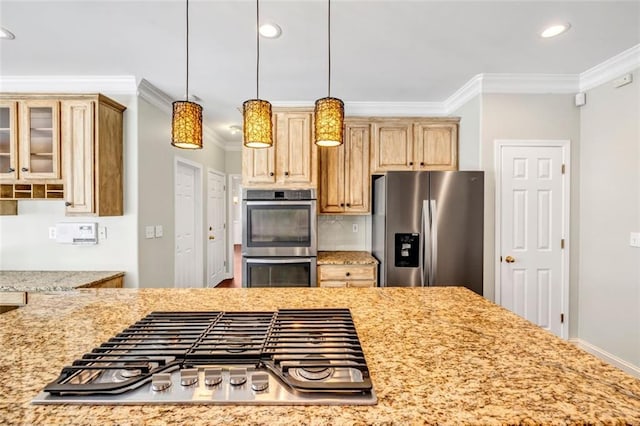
(1, 1, 639, 144)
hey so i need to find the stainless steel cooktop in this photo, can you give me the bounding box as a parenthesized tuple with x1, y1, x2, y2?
(32, 309, 376, 405)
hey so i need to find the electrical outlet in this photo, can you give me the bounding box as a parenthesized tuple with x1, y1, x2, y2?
(145, 226, 155, 239)
(630, 232, 640, 248)
(48, 227, 57, 240)
(352, 224, 359, 233)
(155, 225, 163, 238)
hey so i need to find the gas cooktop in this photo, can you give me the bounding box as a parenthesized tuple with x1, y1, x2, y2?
(33, 308, 376, 405)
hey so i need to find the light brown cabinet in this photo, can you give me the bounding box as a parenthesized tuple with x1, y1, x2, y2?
(0, 93, 125, 216)
(319, 120, 370, 214)
(62, 95, 125, 216)
(370, 118, 458, 173)
(0, 100, 61, 181)
(242, 108, 317, 188)
(317, 264, 377, 288)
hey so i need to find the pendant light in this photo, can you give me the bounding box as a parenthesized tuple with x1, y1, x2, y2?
(314, 0, 344, 147)
(243, 0, 273, 148)
(171, 0, 203, 149)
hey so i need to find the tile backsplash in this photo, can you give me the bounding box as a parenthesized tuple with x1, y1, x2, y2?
(318, 215, 371, 251)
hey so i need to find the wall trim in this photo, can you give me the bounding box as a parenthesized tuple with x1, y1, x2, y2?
(579, 44, 640, 92)
(0, 75, 137, 94)
(570, 338, 640, 378)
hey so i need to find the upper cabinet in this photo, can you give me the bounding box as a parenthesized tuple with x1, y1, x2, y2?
(319, 119, 370, 214)
(62, 95, 125, 216)
(0, 94, 125, 216)
(371, 118, 459, 173)
(243, 108, 316, 188)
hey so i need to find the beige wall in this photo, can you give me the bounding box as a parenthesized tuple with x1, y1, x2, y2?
(578, 68, 640, 366)
(137, 96, 227, 288)
(225, 150, 242, 174)
(453, 95, 482, 170)
(480, 94, 581, 340)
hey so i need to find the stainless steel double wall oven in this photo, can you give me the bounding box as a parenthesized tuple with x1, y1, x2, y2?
(242, 189, 317, 287)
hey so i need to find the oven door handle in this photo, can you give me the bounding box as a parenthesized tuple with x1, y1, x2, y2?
(245, 258, 313, 264)
(244, 200, 315, 206)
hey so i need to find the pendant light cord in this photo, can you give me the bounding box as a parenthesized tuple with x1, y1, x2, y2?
(186, 0, 190, 100)
(256, 0, 260, 99)
(327, 0, 331, 97)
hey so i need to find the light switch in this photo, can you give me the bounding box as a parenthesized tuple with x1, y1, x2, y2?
(630, 232, 640, 248)
(99, 226, 107, 240)
(352, 224, 358, 233)
(145, 226, 155, 239)
(49, 227, 57, 240)
(155, 225, 163, 238)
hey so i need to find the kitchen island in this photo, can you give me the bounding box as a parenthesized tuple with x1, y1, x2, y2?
(1, 287, 638, 424)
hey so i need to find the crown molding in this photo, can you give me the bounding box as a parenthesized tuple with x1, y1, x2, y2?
(224, 142, 242, 152)
(0, 75, 137, 94)
(137, 78, 173, 114)
(480, 73, 579, 94)
(346, 101, 444, 116)
(444, 74, 483, 113)
(579, 43, 640, 92)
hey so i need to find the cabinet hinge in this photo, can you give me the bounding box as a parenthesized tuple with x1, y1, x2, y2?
(561, 239, 565, 249)
(560, 313, 565, 323)
(561, 164, 565, 174)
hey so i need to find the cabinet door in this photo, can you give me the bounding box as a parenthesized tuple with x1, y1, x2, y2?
(414, 123, 458, 170)
(318, 143, 345, 213)
(19, 100, 60, 179)
(370, 120, 413, 173)
(62, 100, 95, 214)
(242, 145, 276, 185)
(344, 123, 370, 213)
(276, 111, 315, 186)
(0, 102, 18, 181)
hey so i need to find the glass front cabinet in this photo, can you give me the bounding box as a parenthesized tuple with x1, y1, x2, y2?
(0, 102, 18, 181)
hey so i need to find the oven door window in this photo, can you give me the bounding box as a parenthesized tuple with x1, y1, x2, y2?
(247, 205, 311, 247)
(246, 260, 312, 288)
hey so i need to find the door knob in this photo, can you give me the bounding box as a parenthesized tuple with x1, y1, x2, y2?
(505, 256, 515, 263)
(209, 236, 215, 240)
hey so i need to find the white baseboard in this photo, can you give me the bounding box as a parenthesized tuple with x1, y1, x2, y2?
(569, 338, 640, 378)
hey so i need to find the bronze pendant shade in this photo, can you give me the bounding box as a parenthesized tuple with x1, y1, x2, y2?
(171, 100, 203, 149)
(314, 0, 343, 147)
(171, 0, 203, 150)
(243, 0, 273, 148)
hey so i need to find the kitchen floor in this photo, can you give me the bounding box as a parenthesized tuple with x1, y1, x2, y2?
(217, 245, 241, 288)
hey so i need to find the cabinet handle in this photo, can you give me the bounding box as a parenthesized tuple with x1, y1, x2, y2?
(7, 167, 15, 172)
(65, 202, 72, 207)
(346, 203, 351, 207)
(420, 162, 425, 167)
(284, 171, 289, 176)
(409, 162, 413, 166)
(340, 203, 344, 207)
(345, 272, 351, 277)
(21, 167, 28, 172)
(269, 172, 274, 177)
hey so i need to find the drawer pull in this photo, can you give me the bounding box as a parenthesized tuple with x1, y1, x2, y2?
(21, 167, 29, 172)
(345, 272, 351, 277)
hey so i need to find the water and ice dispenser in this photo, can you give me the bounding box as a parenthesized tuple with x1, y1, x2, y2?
(394, 233, 419, 267)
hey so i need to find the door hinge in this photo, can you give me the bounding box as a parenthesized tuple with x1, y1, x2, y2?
(561, 164, 565, 174)
(561, 239, 565, 249)
(223, 223, 226, 229)
(224, 261, 227, 267)
(560, 313, 565, 323)
(500, 256, 503, 262)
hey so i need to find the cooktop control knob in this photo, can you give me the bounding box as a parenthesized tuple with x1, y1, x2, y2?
(151, 373, 172, 392)
(180, 368, 198, 386)
(251, 373, 269, 392)
(204, 368, 222, 386)
(229, 368, 247, 386)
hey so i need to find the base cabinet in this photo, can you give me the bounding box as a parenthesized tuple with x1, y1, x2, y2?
(317, 264, 377, 288)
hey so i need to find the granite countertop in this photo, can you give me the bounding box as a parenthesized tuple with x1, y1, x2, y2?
(0, 271, 125, 292)
(317, 250, 379, 265)
(1, 287, 639, 425)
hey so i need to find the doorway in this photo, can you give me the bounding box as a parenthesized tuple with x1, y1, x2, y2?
(495, 140, 570, 338)
(174, 158, 203, 288)
(206, 169, 227, 287)
(219, 174, 242, 288)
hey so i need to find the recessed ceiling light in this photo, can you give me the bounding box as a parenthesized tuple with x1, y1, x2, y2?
(229, 125, 242, 135)
(259, 23, 282, 39)
(0, 27, 15, 40)
(541, 23, 571, 38)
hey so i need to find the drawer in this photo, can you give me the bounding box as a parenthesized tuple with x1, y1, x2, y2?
(346, 281, 376, 288)
(318, 265, 376, 281)
(318, 281, 347, 288)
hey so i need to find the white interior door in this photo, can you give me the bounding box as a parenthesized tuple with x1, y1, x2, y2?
(207, 169, 226, 286)
(175, 159, 203, 288)
(497, 141, 570, 338)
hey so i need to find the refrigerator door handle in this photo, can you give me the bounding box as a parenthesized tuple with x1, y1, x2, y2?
(421, 200, 430, 287)
(429, 199, 438, 286)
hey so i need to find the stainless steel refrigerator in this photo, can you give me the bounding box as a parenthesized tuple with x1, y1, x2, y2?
(372, 171, 484, 294)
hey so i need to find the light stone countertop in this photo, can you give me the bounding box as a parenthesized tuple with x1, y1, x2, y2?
(317, 251, 378, 265)
(0, 287, 639, 425)
(0, 271, 125, 292)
